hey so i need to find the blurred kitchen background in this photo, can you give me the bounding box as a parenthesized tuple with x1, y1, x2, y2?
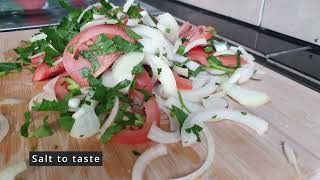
(0, 0, 319, 91)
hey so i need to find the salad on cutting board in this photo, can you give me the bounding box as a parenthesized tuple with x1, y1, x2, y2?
(0, 0, 276, 179)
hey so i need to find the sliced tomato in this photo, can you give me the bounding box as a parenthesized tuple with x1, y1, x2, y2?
(54, 73, 70, 100)
(174, 72, 192, 90)
(187, 46, 211, 66)
(63, 24, 135, 86)
(134, 70, 153, 94)
(129, 90, 145, 114)
(31, 53, 45, 65)
(109, 97, 160, 144)
(32, 61, 65, 82)
(217, 55, 246, 67)
(179, 22, 213, 45)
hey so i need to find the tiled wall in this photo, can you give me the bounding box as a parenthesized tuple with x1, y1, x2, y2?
(176, 0, 320, 46)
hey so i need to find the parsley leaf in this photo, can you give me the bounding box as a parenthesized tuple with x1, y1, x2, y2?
(99, 0, 113, 10)
(127, 4, 143, 19)
(176, 45, 186, 55)
(124, 27, 142, 40)
(204, 46, 213, 53)
(140, 89, 151, 101)
(165, 28, 171, 33)
(188, 66, 205, 77)
(30, 116, 53, 138)
(132, 63, 144, 75)
(241, 112, 247, 115)
(170, 105, 188, 126)
(157, 68, 162, 75)
(0, 62, 22, 76)
(112, 35, 143, 53)
(64, 77, 80, 91)
(177, 91, 191, 113)
(186, 124, 203, 142)
(58, 113, 75, 132)
(20, 112, 31, 137)
(208, 56, 236, 73)
(80, 50, 100, 71)
(134, 114, 145, 127)
(236, 50, 241, 67)
(32, 93, 74, 112)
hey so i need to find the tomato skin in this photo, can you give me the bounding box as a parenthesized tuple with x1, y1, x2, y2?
(174, 72, 192, 90)
(32, 61, 65, 82)
(179, 22, 213, 45)
(109, 97, 160, 144)
(129, 90, 145, 114)
(187, 46, 211, 66)
(63, 25, 135, 86)
(217, 55, 246, 67)
(54, 73, 70, 100)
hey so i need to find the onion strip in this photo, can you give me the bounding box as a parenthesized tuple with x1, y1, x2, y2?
(147, 122, 180, 144)
(98, 96, 119, 138)
(0, 113, 9, 143)
(132, 144, 167, 180)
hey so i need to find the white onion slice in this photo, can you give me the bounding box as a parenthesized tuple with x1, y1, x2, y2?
(179, 78, 218, 102)
(213, 40, 228, 52)
(0, 113, 9, 143)
(0, 98, 25, 105)
(156, 13, 179, 43)
(213, 49, 236, 56)
(164, 97, 203, 113)
(93, 14, 105, 20)
(126, 19, 140, 26)
(101, 70, 118, 88)
(173, 66, 188, 77)
(171, 125, 215, 180)
(145, 54, 177, 97)
(142, 54, 159, 83)
(173, 38, 182, 53)
(202, 97, 228, 109)
(222, 83, 270, 107)
(77, 3, 101, 23)
(0, 161, 27, 180)
(68, 98, 81, 109)
(42, 75, 59, 99)
(28, 92, 56, 111)
(140, 11, 156, 27)
(30, 33, 47, 42)
(80, 19, 118, 31)
(112, 52, 144, 93)
(207, 69, 226, 75)
(184, 38, 207, 54)
(98, 96, 119, 138)
(148, 122, 180, 144)
(123, 0, 135, 12)
(132, 144, 167, 180)
(173, 54, 200, 71)
(70, 105, 100, 138)
(181, 109, 268, 146)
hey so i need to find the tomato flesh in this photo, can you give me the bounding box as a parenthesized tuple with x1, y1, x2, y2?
(174, 72, 192, 90)
(31, 54, 45, 65)
(109, 97, 160, 144)
(134, 70, 153, 94)
(32, 61, 65, 82)
(187, 46, 211, 66)
(54, 73, 70, 100)
(179, 22, 213, 45)
(218, 55, 246, 67)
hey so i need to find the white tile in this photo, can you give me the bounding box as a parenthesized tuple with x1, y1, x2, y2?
(176, 0, 264, 26)
(261, 0, 320, 45)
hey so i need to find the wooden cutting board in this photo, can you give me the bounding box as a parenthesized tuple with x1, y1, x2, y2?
(0, 29, 320, 180)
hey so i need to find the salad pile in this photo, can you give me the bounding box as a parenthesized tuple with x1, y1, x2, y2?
(0, 0, 271, 179)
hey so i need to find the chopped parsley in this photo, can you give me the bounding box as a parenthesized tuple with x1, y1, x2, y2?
(58, 113, 75, 132)
(131, 63, 144, 75)
(170, 105, 188, 126)
(157, 68, 162, 75)
(20, 112, 31, 137)
(176, 45, 186, 56)
(112, 35, 143, 53)
(30, 116, 53, 138)
(241, 112, 247, 115)
(177, 91, 191, 113)
(32, 93, 75, 113)
(80, 50, 100, 71)
(124, 27, 142, 40)
(188, 66, 205, 77)
(99, 0, 113, 10)
(186, 124, 203, 142)
(140, 89, 152, 101)
(0, 62, 22, 76)
(165, 28, 171, 33)
(236, 50, 241, 67)
(204, 46, 213, 53)
(208, 56, 236, 73)
(64, 77, 80, 91)
(127, 4, 143, 19)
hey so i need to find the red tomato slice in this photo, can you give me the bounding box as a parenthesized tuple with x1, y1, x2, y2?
(217, 55, 246, 67)
(109, 97, 160, 144)
(31, 54, 45, 65)
(179, 22, 213, 45)
(174, 72, 192, 90)
(134, 70, 153, 94)
(54, 73, 70, 100)
(129, 89, 145, 114)
(63, 25, 135, 86)
(32, 61, 65, 82)
(187, 46, 211, 66)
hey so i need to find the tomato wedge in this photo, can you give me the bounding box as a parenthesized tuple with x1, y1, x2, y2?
(63, 24, 135, 86)
(217, 55, 246, 67)
(32, 60, 65, 82)
(179, 22, 213, 45)
(54, 73, 70, 100)
(109, 97, 160, 144)
(174, 72, 192, 90)
(187, 46, 211, 66)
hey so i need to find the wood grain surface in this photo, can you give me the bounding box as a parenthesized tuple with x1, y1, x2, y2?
(0, 29, 320, 180)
